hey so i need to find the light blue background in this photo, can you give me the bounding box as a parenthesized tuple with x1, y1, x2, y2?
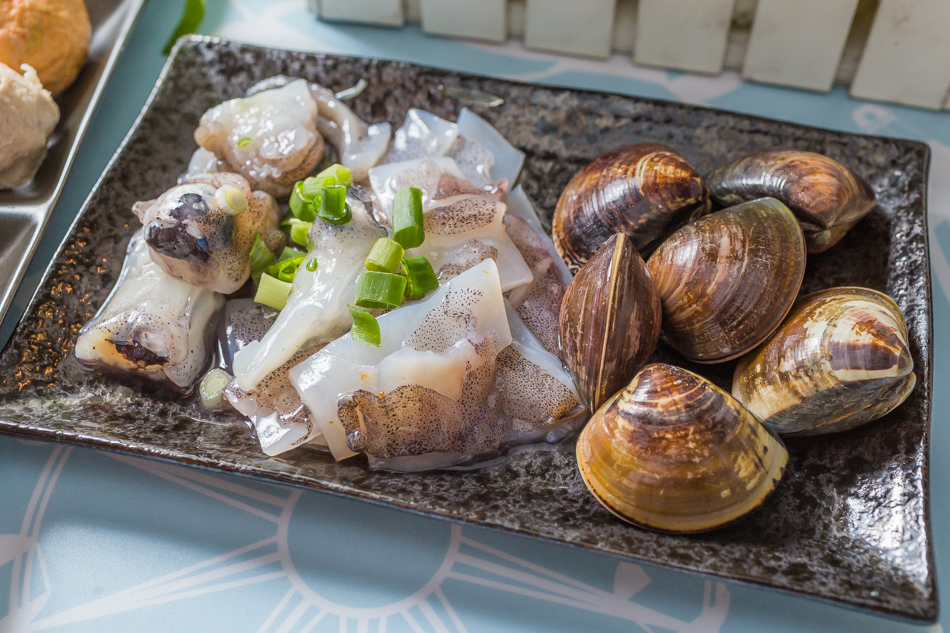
(1, 1, 948, 631)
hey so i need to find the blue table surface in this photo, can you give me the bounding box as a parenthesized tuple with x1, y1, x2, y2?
(2, 1, 949, 631)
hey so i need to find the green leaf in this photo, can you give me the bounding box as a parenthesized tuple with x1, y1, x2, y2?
(163, 0, 206, 55)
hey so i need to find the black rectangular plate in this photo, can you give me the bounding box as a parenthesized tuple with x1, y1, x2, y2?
(0, 37, 935, 622)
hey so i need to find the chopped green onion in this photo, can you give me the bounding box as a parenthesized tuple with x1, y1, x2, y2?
(277, 246, 302, 262)
(199, 368, 232, 410)
(286, 219, 313, 247)
(365, 238, 405, 273)
(255, 273, 293, 311)
(317, 185, 351, 225)
(265, 255, 305, 284)
(401, 256, 439, 299)
(355, 271, 407, 310)
(300, 176, 325, 201)
(290, 182, 317, 221)
(347, 305, 381, 347)
(163, 0, 205, 55)
(215, 185, 247, 215)
(392, 187, 424, 249)
(314, 164, 353, 187)
(306, 258, 318, 272)
(249, 233, 276, 282)
(237, 137, 253, 148)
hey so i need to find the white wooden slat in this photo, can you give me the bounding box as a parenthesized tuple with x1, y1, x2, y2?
(611, 0, 638, 54)
(508, 0, 526, 37)
(634, 0, 736, 74)
(405, 0, 422, 24)
(319, 0, 404, 26)
(524, 0, 618, 58)
(850, 0, 950, 109)
(742, 0, 859, 92)
(420, 0, 507, 42)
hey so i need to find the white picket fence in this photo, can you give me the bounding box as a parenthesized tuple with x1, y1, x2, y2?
(309, 0, 950, 110)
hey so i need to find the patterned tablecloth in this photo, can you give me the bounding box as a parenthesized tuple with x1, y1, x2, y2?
(2, 1, 948, 631)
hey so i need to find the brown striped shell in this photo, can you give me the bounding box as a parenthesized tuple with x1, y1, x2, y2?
(553, 144, 711, 273)
(559, 233, 662, 412)
(732, 287, 915, 436)
(646, 197, 806, 363)
(577, 363, 788, 533)
(707, 150, 876, 253)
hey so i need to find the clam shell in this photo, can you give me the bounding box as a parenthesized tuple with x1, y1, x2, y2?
(732, 287, 915, 436)
(559, 233, 662, 412)
(707, 150, 875, 253)
(577, 363, 788, 533)
(553, 144, 710, 273)
(646, 197, 806, 362)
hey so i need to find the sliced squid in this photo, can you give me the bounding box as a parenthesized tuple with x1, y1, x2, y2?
(289, 261, 585, 471)
(220, 299, 321, 455)
(290, 260, 512, 469)
(231, 194, 385, 392)
(195, 79, 323, 197)
(502, 186, 573, 355)
(368, 158, 533, 294)
(499, 303, 585, 445)
(75, 231, 223, 391)
(308, 82, 391, 183)
(179, 147, 226, 183)
(132, 173, 281, 294)
(385, 108, 525, 190)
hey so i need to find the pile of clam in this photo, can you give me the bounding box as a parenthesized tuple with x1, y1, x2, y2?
(554, 145, 916, 534)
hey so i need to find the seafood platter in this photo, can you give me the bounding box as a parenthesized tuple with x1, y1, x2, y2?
(0, 38, 935, 621)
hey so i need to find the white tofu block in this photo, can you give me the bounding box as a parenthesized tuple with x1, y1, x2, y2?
(524, 0, 618, 58)
(319, 0, 404, 26)
(634, 0, 735, 74)
(421, 0, 507, 42)
(742, 0, 859, 92)
(850, 0, 950, 109)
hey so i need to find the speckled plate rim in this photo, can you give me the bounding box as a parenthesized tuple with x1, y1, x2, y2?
(0, 35, 936, 623)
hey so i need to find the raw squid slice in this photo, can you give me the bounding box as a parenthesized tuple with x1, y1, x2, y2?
(499, 303, 586, 445)
(75, 231, 223, 391)
(456, 108, 525, 187)
(195, 79, 322, 197)
(368, 158, 533, 293)
(220, 300, 320, 455)
(368, 156, 470, 216)
(384, 108, 525, 190)
(308, 83, 391, 183)
(502, 186, 572, 354)
(290, 260, 512, 468)
(132, 173, 281, 294)
(232, 194, 385, 392)
(179, 147, 226, 183)
(387, 109, 459, 163)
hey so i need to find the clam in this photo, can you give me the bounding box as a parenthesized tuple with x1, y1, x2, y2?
(733, 287, 915, 436)
(577, 363, 787, 533)
(707, 150, 875, 253)
(553, 144, 710, 273)
(559, 233, 662, 412)
(646, 197, 806, 362)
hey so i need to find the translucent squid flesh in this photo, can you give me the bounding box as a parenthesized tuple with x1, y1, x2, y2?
(194, 79, 323, 197)
(132, 173, 281, 294)
(75, 231, 224, 391)
(231, 194, 385, 392)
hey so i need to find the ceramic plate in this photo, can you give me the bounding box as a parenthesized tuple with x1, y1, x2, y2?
(0, 37, 935, 622)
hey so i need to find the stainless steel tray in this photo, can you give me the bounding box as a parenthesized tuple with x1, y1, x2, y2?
(0, 0, 146, 324)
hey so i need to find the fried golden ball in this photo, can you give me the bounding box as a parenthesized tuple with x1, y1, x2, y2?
(0, 0, 91, 95)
